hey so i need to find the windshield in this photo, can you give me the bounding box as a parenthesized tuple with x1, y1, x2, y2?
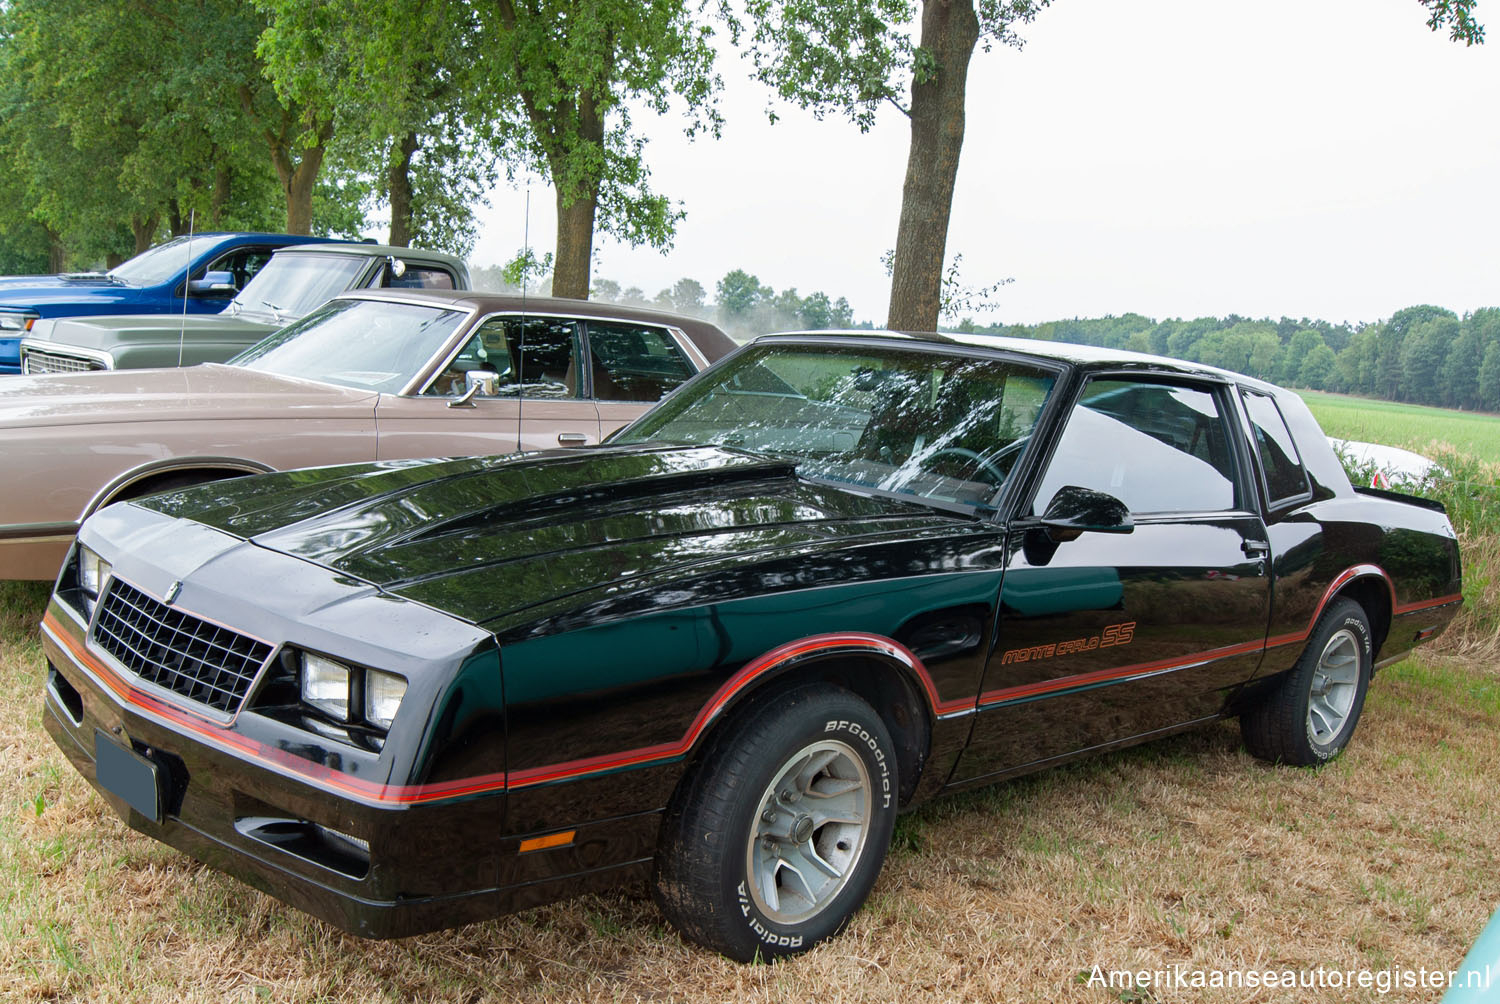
(230, 252, 368, 320)
(233, 298, 467, 392)
(106, 236, 221, 286)
(615, 343, 1057, 511)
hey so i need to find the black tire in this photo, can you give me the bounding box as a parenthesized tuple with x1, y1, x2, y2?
(652, 685, 899, 962)
(1241, 597, 1373, 765)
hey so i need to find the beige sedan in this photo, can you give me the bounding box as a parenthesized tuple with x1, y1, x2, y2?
(0, 290, 735, 579)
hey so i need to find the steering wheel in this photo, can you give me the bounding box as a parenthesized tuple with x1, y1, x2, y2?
(922, 437, 1032, 487)
(922, 446, 1009, 486)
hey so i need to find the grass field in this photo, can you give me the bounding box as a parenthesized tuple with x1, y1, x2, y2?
(1299, 391, 1500, 463)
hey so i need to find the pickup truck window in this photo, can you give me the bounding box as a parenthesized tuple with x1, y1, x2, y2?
(108, 235, 221, 285)
(383, 266, 456, 290)
(1034, 379, 1238, 515)
(200, 247, 276, 291)
(1241, 390, 1310, 507)
(231, 253, 368, 320)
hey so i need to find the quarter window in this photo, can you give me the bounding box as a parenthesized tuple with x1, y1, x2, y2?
(587, 322, 694, 401)
(1241, 390, 1310, 506)
(1034, 379, 1239, 515)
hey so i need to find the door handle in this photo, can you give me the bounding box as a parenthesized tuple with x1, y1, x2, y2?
(557, 433, 589, 446)
(1242, 539, 1270, 557)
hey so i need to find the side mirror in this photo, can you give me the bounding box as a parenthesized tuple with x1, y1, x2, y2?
(465, 369, 498, 397)
(387, 256, 407, 279)
(448, 369, 499, 408)
(188, 270, 235, 295)
(1039, 485, 1133, 541)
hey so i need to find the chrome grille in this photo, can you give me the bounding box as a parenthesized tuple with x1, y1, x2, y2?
(23, 350, 106, 374)
(92, 579, 272, 714)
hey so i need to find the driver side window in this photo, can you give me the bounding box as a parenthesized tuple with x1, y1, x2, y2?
(1033, 379, 1240, 515)
(423, 317, 583, 399)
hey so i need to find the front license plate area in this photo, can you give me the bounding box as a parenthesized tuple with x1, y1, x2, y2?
(94, 729, 162, 823)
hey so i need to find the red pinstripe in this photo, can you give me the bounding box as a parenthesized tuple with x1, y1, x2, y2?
(43, 615, 951, 805)
(44, 563, 1459, 804)
(978, 564, 1460, 709)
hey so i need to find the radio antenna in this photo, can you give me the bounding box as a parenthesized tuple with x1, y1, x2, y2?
(516, 182, 529, 453)
(177, 208, 195, 367)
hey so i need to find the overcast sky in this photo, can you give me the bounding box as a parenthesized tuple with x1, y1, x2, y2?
(468, 0, 1500, 327)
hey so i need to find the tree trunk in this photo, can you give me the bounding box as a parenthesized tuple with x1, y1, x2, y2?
(46, 228, 65, 273)
(551, 186, 599, 299)
(210, 165, 231, 227)
(168, 201, 185, 237)
(549, 93, 606, 300)
(130, 213, 159, 254)
(284, 145, 324, 235)
(387, 132, 421, 247)
(266, 120, 332, 236)
(886, 0, 980, 332)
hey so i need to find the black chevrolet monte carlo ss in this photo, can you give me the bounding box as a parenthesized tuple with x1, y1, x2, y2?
(39, 331, 1462, 961)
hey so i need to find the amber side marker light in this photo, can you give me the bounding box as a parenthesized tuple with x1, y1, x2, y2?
(518, 830, 576, 854)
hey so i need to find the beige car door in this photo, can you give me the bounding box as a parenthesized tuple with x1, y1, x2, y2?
(373, 315, 602, 459)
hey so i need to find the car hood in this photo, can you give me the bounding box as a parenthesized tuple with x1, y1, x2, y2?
(131, 444, 979, 632)
(0, 278, 136, 307)
(27, 312, 277, 349)
(0, 364, 377, 429)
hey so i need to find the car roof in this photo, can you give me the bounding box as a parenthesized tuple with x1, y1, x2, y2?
(333, 289, 739, 361)
(276, 242, 467, 268)
(756, 328, 1278, 389)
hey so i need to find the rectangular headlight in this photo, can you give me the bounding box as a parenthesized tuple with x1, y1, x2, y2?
(0, 313, 34, 332)
(301, 654, 351, 721)
(363, 670, 407, 730)
(77, 545, 112, 612)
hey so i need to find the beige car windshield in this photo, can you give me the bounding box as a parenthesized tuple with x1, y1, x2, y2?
(234, 299, 466, 393)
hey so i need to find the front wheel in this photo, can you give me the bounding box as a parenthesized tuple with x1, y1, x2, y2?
(1241, 597, 1373, 765)
(652, 685, 899, 961)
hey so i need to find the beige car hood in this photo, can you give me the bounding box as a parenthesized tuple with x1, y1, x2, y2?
(0, 364, 378, 430)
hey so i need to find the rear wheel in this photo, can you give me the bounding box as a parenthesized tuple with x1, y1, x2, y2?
(1241, 597, 1373, 765)
(652, 685, 898, 961)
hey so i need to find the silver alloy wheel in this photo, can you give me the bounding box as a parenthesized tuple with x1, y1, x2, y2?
(745, 739, 872, 924)
(1307, 627, 1361, 744)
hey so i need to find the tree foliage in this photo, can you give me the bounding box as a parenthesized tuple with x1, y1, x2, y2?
(256, 0, 499, 252)
(1420, 0, 1485, 43)
(961, 304, 1500, 411)
(0, 0, 368, 265)
(472, 0, 722, 298)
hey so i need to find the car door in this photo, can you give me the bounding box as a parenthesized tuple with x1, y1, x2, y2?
(374, 313, 602, 459)
(585, 319, 703, 437)
(950, 375, 1272, 783)
(182, 245, 280, 313)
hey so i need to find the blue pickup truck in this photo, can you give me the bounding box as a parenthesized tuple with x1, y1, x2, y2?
(0, 232, 331, 374)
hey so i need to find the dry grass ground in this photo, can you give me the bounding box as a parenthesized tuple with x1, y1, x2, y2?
(2, 578, 1496, 1004)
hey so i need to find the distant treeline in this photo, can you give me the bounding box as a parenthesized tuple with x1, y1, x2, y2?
(470, 265, 865, 342)
(470, 258, 1499, 413)
(957, 306, 1500, 412)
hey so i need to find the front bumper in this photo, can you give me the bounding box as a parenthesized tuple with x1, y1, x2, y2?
(40, 599, 509, 937)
